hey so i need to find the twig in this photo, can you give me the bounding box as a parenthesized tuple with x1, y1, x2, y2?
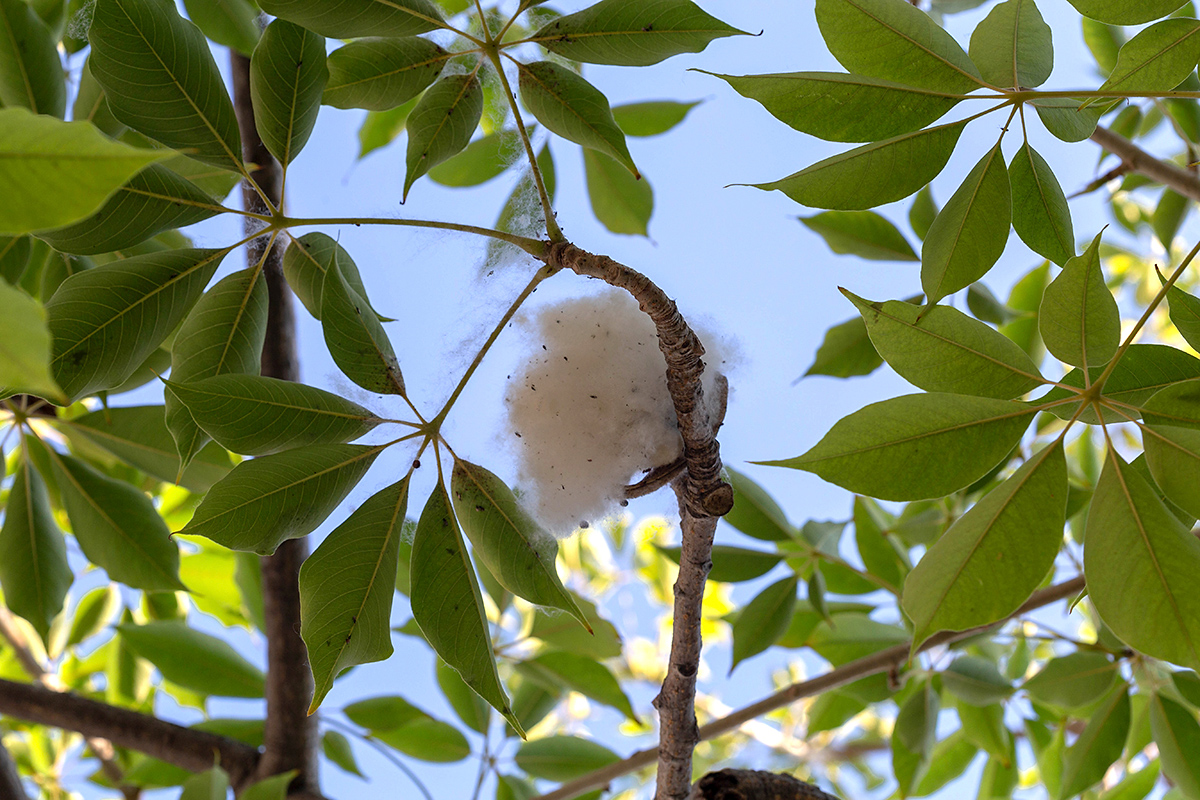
(229, 47, 317, 793)
(543, 243, 732, 800)
(1090, 125, 1200, 201)
(531, 576, 1087, 800)
(0, 680, 260, 788)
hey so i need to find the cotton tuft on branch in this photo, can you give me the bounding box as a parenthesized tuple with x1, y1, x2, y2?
(505, 288, 731, 535)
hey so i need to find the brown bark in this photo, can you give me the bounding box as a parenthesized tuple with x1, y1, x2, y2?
(229, 50, 316, 794)
(688, 770, 840, 800)
(544, 242, 732, 800)
(0, 680, 259, 788)
(531, 576, 1087, 800)
(0, 739, 28, 800)
(1090, 125, 1200, 201)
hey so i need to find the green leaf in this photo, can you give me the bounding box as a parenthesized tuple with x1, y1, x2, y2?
(800, 211, 917, 261)
(250, 19, 328, 167)
(180, 767, 229, 800)
(723, 467, 793, 541)
(803, 315, 882, 379)
(655, 544, 783, 582)
(117, 620, 265, 697)
(180, 443, 383, 554)
(1031, 97, 1103, 142)
(323, 37, 449, 112)
(515, 736, 618, 782)
(1009, 143, 1074, 266)
(942, 656, 1012, 706)
(73, 58, 125, 139)
(403, 73, 483, 200)
(374, 716, 469, 763)
(166, 375, 383, 456)
(429, 130, 522, 187)
(815, 0, 983, 93)
(0, 280, 64, 402)
(611, 100, 699, 137)
(516, 651, 637, 723)
(321, 252, 406, 395)
(1150, 694, 1200, 797)
(529, 0, 745, 66)
(846, 293, 1043, 398)
(46, 248, 226, 401)
(1085, 451, 1200, 671)
(753, 120, 967, 211)
(583, 149, 652, 236)
(1039, 232, 1119, 368)
(921, 143, 1011, 303)
(0, 0, 65, 116)
(762, 393, 1034, 501)
(301, 477, 408, 712)
(257, 0, 443, 38)
(1041, 345, 1200, 424)
(808, 613, 908, 664)
(357, 101, 416, 159)
(957, 701, 1010, 761)
(1060, 687, 1131, 798)
(530, 595, 620, 659)
(706, 71, 960, 143)
(0, 444, 70, 641)
(1099, 18, 1200, 95)
(914, 731, 978, 796)
(239, 772, 295, 800)
(282, 232, 375, 321)
(450, 459, 587, 627)
(36, 164, 222, 256)
(66, 584, 121, 648)
(0, 235, 31, 284)
(1145, 425, 1200, 521)
(182, 0, 261, 56)
(730, 575, 797, 671)
(321, 730, 362, 777)
(853, 497, 908, 590)
(48, 450, 184, 592)
(519, 61, 636, 177)
(63, 406, 233, 493)
(89, 0, 243, 170)
(967, 0, 1053, 89)
(0, 109, 170, 236)
(902, 441, 1066, 647)
(166, 267, 268, 469)
(437, 659, 490, 733)
(909, 185, 938, 240)
(1082, 17, 1123, 74)
(1066, 0, 1187, 25)
(411, 483, 519, 731)
(892, 680, 940, 793)
(1153, 189, 1190, 249)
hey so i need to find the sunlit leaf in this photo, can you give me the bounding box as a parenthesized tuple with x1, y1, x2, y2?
(922, 143, 1011, 303)
(46, 248, 227, 401)
(429, 130, 522, 187)
(323, 37, 449, 112)
(803, 315, 882, 379)
(516, 652, 638, 723)
(800, 211, 917, 261)
(530, 595, 621, 659)
(0, 109, 169, 236)
(1041, 344, 1200, 424)
(250, 19, 328, 167)
(0, 280, 64, 402)
(612, 100, 699, 137)
(655, 544, 783, 583)
(753, 121, 967, 211)
(1085, 451, 1200, 671)
(118, 621, 265, 697)
(167, 375, 383, 456)
(89, 0, 243, 170)
(1023, 651, 1120, 709)
(301, 477, 409, 711)
(180, 443, 384, 554)
(583, 149, 652, 235)
(816, 0, 983, 93)
(321, 731, 362, 777)
(515, 736, 618, 781)
(183, 0, 260, 55)
(49, 450, 184, 592)
(762, 393, 1034, 501)
(967, 0, 1053, 89)
(1039, 232, 1119, 368)
(529, 0, 745, 66)
(1099, 18, 1200, 96)
(902, 442, 1065, 647)
(1066, 0, 1187, 25)
(1060, 687, 1130, 798)
(942, 656, 1012, 706)
(705, 71, 960, 143)
(257, 0, 444, 38)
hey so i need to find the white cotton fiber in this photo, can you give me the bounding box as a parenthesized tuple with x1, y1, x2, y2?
(504, 287, 731, 535)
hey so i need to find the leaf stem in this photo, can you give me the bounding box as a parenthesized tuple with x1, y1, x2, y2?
(274, 215, 546, 257)
(430, 263, 554, 429)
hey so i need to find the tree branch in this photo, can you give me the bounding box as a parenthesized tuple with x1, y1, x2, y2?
(1090, 125, 1200, 201)
(543, 243, 733, 800)
(688, 770, 841, 800)
(0, 680, 259, 788)
(229, 49, 317, 794)
(0, 736, 29, 800)
(531, 575, 1087, 800)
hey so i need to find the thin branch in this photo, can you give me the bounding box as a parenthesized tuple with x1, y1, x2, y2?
(1090, 125, 1200, 202)
(0, 736, 29, 800)
(543, 243, 732, 800)
(0, 680, 260, 789)
(531, 575, 1087, 800)
(229, 46, 317, 794)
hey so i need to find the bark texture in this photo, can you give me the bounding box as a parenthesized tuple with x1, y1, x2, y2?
(1091, 125, 1200, 201)
(688, 770, 841, 800)
(230, 49, 317, 794)
(0, 740, 28, 800)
